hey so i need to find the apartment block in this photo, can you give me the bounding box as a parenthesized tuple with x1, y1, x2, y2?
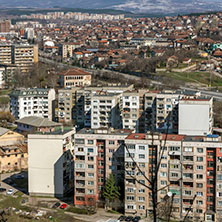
(58, 85, 134, 127)
(10, 88, 55, 120)
(12, 44, 38, 72)
(0, 20, 10, 33)
(0, 44, 12, 64)
(28, 127, 75, 197)
(124, 132, 222, 221)
(121, 91, 140, 132)
(179, 98, 213, 136)
(59, 68, 91, 88)
(59, 43, 81, 58)
(74, 128, 132, 206)
(91, 92, 122, 129)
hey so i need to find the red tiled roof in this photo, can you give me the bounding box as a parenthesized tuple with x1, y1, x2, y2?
(126, 133, 146, 140)
(162, 134, 185, 141)
(59, 68, 91, 76)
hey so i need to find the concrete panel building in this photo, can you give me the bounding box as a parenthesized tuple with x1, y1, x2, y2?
(28, 127, 75, 197)
(10, 88, 56, 121)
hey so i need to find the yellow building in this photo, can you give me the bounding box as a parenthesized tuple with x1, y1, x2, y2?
(12, 44, 38, 72)
(0, 127, 27, 172)
(0, 127, 24, 146)
(0, 144, 28, 173)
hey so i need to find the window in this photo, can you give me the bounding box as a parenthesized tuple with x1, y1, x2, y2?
(139, 205, 145, 210)
(88, 157, 94, 161)
(109, 140, 115, 145)
(197, 157, 203, 162)
(197, 165, 203, 170)
(88, 189, 94, 194)
(76, 163, 84, 168)
(184, 147, 193, 152)
(160, 172, 167, 177)
(197, 148, 203, 153)
(88, 140, 93, 144)
(127, 205, 134, 210)
(218, 174, 222, 181)
(139, 163, 145, 168)
(138, 197, 145, 202)
(196, 183, 203, 188)
(139, 146, 145, 150)
(75, 139, 84, 144)
(127, 145, 135, 149)
(196, 192, 203, 196)
(184, 190, 192, 196)
(88, 165, 94, 169)
(126, 196, 134, 201)
(161, 164, 167, 168)
(160, 180, 167, 185)
(126, 153, 135, 158)
(196, 200, 203, 205)
(138, 189, 145, 193)
(127, 188, 134, 193)
(88, 181, 94, 186)
(88, 148, 94, 153)
(139, 154, 145, 159)
(197, 174, 203, 179)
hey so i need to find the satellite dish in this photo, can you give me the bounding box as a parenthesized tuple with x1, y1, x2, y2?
(167, 192, 172, 197)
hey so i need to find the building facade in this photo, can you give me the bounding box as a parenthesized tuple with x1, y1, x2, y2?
(10, 88, 56, 120)
(59, 68, 91, 88)
(28, 127, 75, 197)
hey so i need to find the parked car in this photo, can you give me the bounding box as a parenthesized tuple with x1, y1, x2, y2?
(52, 202, 60, 208)
(125, 216, 134, 221)
(0, 188, 6, 192)
(60, 203, 68, 209)
(133, 216, 141, 222)
(7, 189, 13, 195)
(118, 215, 126, 221)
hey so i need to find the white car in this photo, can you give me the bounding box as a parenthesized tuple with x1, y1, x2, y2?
(7, 189, 13, 195)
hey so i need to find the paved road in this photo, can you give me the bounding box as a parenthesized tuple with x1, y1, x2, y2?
(180, 86, 222, 101)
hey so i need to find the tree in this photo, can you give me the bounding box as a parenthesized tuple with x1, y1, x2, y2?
(103, 174, 120, 210)
(0, 112, 15, 128)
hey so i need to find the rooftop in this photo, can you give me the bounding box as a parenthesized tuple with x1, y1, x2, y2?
(59, 68, 91, 76)
(34, 126, 74, 135)
(77, 128, 133, 135)
(16, 116, 62, 128)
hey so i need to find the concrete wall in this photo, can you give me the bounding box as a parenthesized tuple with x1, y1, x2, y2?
(28, 135, 64, 197)
(179, 102, 210, 136)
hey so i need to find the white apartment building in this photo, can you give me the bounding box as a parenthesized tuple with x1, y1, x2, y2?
(121, 91, 140, 132)
(179, 98, 213, 136)
(28, 127, 75, 197)
(10, 88, 56, 120)
(91, 93, 122, 129)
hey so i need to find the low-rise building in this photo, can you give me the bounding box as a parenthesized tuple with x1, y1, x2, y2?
(16, 116, 62, 134)
(59, 68, 91, 88)
(0, 144, 27, 173)
(0, 127, 24, 146)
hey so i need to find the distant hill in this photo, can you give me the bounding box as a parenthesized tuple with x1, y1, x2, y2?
(0, 0, 222, 14)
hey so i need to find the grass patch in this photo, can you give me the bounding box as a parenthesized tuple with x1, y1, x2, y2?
(0, 89, 11, 96)
(67, 207, 89, 214)
(157, 71, 222, 86)
(107, 209, 120, 214)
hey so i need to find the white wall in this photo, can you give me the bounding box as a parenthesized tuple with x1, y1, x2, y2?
(28, 135, 64, 197)
(179, 102, 210, 136)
